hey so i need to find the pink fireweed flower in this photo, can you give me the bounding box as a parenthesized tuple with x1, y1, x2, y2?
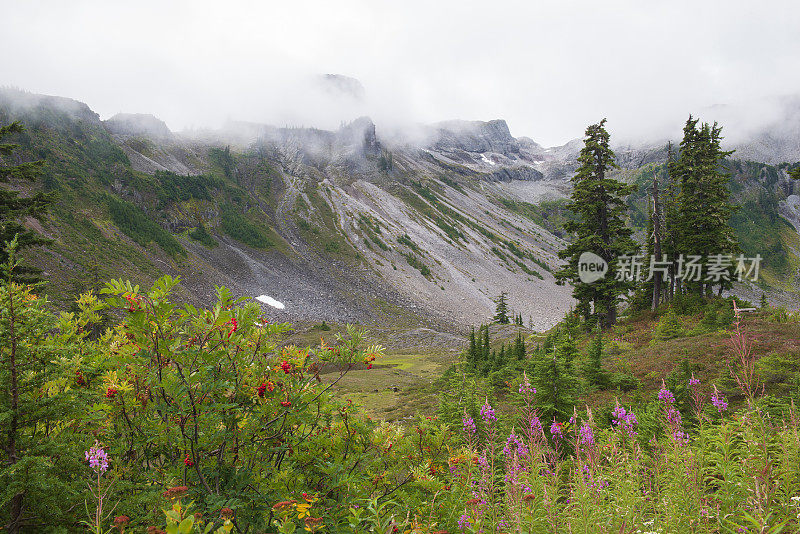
(658, 381, 675, 404)
(689, 374, 700, 387)
(480, 400, 496, 424)
(665, 407, 689, 446)
(519, 372, 536, 395)
(462, 413, 477, 436)
(85, 445, 109, 473)
(666, 407, 682, 426)
(528, 414, 543, 436)
(612, 403, 638, 437)
(478, 454, 489, 468)
(711, 385, 728, 412)
(503, 431, 529, 459)
(579, 422, 595, 447)
(550, 420, 563, 441)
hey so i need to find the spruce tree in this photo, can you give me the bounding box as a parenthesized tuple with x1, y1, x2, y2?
(555, 119, 637, 328)
(655, 308, 683, 340)
(664, 142, 681, 301)
(534, 339, 578, 422)
(468, 327, 478, 368)
(672, 117, 738, 295)
(482, 326, 490, 362)
(493, 292, 510, 324)
(557, 329, 579, 372)
(0, 122, 56, 282)
(514, 333, 526, 361)
(583, 325, 607, 388)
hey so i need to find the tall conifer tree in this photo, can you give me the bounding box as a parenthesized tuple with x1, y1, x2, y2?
(0, 122, 56, 282)
(556, 119, 637, 328)
(672, 117, 738, 295)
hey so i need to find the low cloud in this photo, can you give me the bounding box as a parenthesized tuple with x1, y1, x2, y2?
(2, 0, 800, 146)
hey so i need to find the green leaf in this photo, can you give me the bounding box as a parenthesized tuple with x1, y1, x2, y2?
(178, 516, 194, 534)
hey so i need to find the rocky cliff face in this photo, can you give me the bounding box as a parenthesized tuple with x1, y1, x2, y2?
(105, 113, 173, 140)
(430, 119, 520, 156)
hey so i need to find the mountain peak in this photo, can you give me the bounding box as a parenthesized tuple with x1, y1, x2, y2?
(105, 113, 173, 140)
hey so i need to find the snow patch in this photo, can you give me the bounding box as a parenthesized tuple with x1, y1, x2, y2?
(256, 295, 286, 309)
(480, 154, 496, 166)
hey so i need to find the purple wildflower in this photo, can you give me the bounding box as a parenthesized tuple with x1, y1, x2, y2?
(550, 420, 563, 440)
(658, 381, 675, 404)
(666, 407, 682, 426)
(503, 431, 528, 459)
(458, 513, 471, 531)
(480, 400, 496, 424)
(85, 446, 109, 474)
(518, 372, 536, 395)
(711, 385, 728, 413)
(689, 374, 700, 387)
(528, 414, 543, 436)
(463, 414, 477, 436)
(612, 403, 638, 437)
(579, 422, 594, 447)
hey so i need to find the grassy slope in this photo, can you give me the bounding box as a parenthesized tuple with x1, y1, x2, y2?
(1, 95, 288, 306)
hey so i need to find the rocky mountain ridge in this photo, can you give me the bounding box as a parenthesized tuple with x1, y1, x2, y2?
(2, 87, 799, 327)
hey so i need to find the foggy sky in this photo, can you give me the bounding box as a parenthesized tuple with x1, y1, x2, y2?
(2, 0, 800, 146)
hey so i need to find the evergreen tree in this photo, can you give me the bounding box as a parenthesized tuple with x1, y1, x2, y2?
(655, 308, 683, 340)
(672, 117, 738, 295)
(663, 142, 681, 301)
(467, 327, 478, 368)
(482, 326, 490, 362)
(557, 329, 579, 373)
(493, 292, 510, 324)
(583, 325, 608, 388)
(650, 166, 665, 310)
(555, 119, 637, 328)
(699, 305, 718, 331)
(534, 339, 578, 422)
(514, 333, 526, 361)
(0, 122, 56, 282)
(1, 243, 87, 530)
(760, 292, 768, 308)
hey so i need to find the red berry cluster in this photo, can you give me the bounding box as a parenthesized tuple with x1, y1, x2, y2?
(225, 317, 238, 338)
(280, 401, 292, 407)
(257, 380, 275, 397)
(184, 454, 194, 467)
(280, 360, 292, 374)
(124, 294, 141, 312)
(105, 387, 118, 399)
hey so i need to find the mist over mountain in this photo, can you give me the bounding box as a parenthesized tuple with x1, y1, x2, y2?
(1, 82, 799, 330)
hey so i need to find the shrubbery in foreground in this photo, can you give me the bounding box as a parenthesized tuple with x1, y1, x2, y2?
(2, 262, 800, 532)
